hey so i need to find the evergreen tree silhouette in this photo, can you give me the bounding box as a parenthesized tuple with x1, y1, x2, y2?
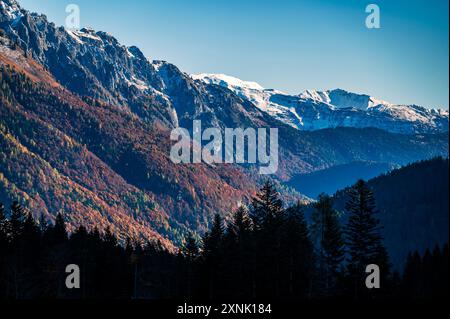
(49, 213, 68, 244)
(344, 180, 390, 299)
(0, 202, 9, 298)
(311, 194, 345, 296)
(10, 201, 25, 241)
(250, 180, 284, 298)
(251, 180, 283, 230)
(38, 214, 48, 233)
(222, 205, 254, 298)
(183, 234, 199, 299)
(280, 202, 313, 298)
(0, 203, 8, 244)
(202, 214, 224, 299)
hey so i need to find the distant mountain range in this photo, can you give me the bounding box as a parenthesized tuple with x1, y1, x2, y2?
(194, 73, 449, 134)
(1, 0, 448, 249)
(287, 161, 397, 199)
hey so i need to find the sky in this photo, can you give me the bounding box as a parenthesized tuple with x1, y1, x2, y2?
(19, 0, 449, 109)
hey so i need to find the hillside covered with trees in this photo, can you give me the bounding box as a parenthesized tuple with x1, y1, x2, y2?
(333, 157, 449, 268)
(0, 178, 447, 300)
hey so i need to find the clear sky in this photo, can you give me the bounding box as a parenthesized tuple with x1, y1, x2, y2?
(19, 0, 449, 109)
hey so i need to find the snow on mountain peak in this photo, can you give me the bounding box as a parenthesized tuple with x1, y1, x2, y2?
(193, 73, 448, 134)
(192, 73, 265, 91)
(299, 89, 392, 110)
(0, 0, 23, 24)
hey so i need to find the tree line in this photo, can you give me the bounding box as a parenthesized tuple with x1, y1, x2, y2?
(0, 180, 448, 299)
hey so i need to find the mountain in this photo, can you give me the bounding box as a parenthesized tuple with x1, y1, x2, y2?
(0, 0, 276, 132)
(194, 74, 449, 134)
(287, 161, 397, 199)
(331, 157, 449, 269)
(1, 0, 448, 248)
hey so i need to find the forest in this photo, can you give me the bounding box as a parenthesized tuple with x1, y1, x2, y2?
(0, 178, 448, 300)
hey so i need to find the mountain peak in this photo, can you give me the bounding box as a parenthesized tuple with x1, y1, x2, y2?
(192, 73, 265, 91)
(193, 73, 448, 134)
(299, 88, 391, 110)
(0, 0, 23, 23)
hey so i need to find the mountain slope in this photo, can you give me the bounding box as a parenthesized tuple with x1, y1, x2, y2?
(332, 157, 449, 268)
(287, 161, 396, 198)
(194, 74, 449, 134)
(0, 41, 260, 245)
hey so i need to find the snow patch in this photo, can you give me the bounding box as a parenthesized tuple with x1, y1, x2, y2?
(193, 73, 449, 134)
(0, 0, 23, 25)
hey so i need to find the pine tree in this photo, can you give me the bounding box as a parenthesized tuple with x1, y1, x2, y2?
(226, 206, 253, 245)
(22, 212, 39, 241)
(222, 206, 254, 298)
(46, 213, 68, 245)
(10, 201, 25, 241)
(103, 226, 118, 247)
(38, 213, 48, 233)
(344, 180, 390, 299)
(183, 234, 199, 299)
(250, 181, 285, 298)
(250, 180, 283, 230)
(311, 194, 345, 296)
(202, 214, 224, 299)
(183, 235, 200, 261)
(0, 203, 8, 243)
(281, 202, 313, 297)
(203, 214, 224, 260)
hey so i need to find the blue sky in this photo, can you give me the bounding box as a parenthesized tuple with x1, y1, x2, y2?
(19, 0, 449, 109)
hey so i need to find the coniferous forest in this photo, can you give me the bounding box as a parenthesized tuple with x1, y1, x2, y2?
(0, 179, 448, 300)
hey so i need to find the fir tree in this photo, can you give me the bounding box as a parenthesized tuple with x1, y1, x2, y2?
(344, 180, 390, 299)
(10, 201, 25, 240)
(250, 180, 283, 230)
(38, 214, 48, 233)
(222, 206, 254, 298)
(281, 202, 313, 297)
(183, 234, 200, 299)
(311, 194, 345, 296)
(0, 203, 9, 243)
(250, 181, 285, 298)
(202, 214, 224, 299)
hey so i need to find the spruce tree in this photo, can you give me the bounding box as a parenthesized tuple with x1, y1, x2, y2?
(10, 201, 25, 241)
(226, 206, 253, 244)
(38, 213, 48, 234)
(281, 202, 313, 297)
(52, 213, 68, 243)
(183, 235, 199, 260)
(202, 214, 224, 299)
(0, 203, 8, 243)
(344, 180, 390, 299)
(222, 206, 253, 298)
(250, 180, 283, 230)
(311, 194, 345, 296)
(183, 234, 200, 299)
(250, 181, 284, 298)
(203, 214, 224, 260)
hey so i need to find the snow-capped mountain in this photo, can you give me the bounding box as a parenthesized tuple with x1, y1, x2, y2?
(2, 0, 447, 135)
(194, 74, 449, 134)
